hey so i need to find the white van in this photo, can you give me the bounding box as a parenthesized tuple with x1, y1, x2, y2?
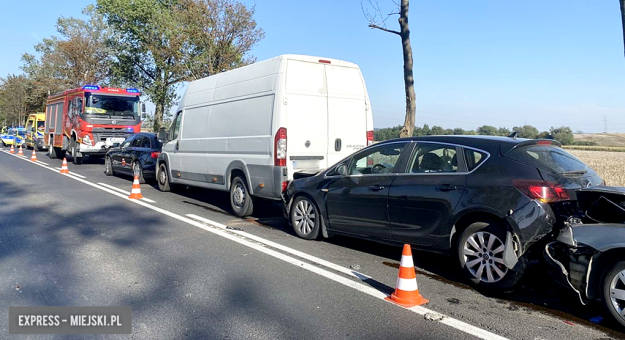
(156, 54, 374, 216)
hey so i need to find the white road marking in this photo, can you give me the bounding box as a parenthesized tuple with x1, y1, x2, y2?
(97, 182, 156, 203)
(67, 172, 86, 179)
(35, 161, 49, 166)
(186, 213, 372, 280)
(1, 150, 509, 340)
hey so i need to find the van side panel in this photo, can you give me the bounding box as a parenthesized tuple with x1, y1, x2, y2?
(179, 107, 210, 181)
(284, 60, 328, 176)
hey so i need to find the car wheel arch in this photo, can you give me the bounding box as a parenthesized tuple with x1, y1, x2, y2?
(588, 248, 625, 301)
(450, 210, 511, 249)
(226, 161, 252, 194)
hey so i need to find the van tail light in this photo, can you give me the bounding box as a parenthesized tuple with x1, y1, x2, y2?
(274, 127, 287, 166)
(282, 181, 288, 193)
(513, 180, 570, 203)
(367, 130, 374, 146)
(151, 151, 160, 159)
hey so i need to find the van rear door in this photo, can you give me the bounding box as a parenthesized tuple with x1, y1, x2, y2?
(285, 60, 328, 173)
(325, 64, 368, 166)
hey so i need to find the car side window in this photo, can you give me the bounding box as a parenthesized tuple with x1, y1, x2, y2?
(121, 136, 134, 148)
(141, 136, 151, 148)
(131, 136, 144, 148)
(408, 143, 459, 173)
(348, 143, 406, 175)
(464, 149, 487, 172)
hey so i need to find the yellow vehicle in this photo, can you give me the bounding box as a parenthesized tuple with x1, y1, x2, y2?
(25, 113, 47, 150)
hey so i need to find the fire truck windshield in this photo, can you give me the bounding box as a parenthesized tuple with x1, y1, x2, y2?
(84, 93, 140, 120)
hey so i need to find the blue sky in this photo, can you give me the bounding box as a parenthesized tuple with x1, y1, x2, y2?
(1, 1, 625, 133)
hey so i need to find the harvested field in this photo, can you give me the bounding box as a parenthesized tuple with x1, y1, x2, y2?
(567, 149, 625, 186)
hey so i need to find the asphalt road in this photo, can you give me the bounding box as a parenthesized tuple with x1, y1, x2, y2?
(0, 147, 623, 340)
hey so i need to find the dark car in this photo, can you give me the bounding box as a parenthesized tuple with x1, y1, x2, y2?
(544, 186, 625, 329)
(104, 132, 162, 183)
(283, 135, 603, 290)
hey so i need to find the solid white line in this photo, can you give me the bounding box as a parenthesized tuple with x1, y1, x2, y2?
(35, 160, 49, 165)
(186, 213, 372, 280)
(1, 151, 508, 340)
(97, 182, 156, 203)
(67, 172, 86, 179)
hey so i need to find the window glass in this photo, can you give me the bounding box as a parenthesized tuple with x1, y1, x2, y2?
(141, 136, 151, 148)
(171, 112, 182, 140)
(131, 136, 144, 147)
(408, 143, 459, 173)
(349, 143, 406, 175)
(465, 149, 487, 172)
(121, 136, 134, 148)
(505, 146, 586, 173)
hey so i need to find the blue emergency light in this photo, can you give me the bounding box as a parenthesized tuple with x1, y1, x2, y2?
(126, 88, 140, 93)
(83, 85, 100, 90)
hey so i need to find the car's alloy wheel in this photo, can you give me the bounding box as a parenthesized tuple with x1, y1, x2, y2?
(133, 161, 145, 184)
(603, 261, 625, 328)
(462, 231, 508, 283)
(104, 156, 113, 176)
(290, 196, 320, 240)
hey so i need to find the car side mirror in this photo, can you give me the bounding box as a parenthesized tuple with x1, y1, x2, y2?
(157, 127, 167, 143)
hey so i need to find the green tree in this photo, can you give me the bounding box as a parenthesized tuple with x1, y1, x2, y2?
(477, 125, 498, 136)
(97, 0, 264, 131)
(21, 5, 114, 111)
(453, 128, 466, 135)
(430, 125, 445, 135)
(0, 75, 31, 126)
(549, 126, 574, 145)
(497, 127, 511, 136)
(512, 125, 540, 139)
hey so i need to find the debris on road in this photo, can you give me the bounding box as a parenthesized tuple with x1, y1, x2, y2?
(424, 312, 446, 321)
(350, 264, 361, 270)
(589, 316, 603, 324)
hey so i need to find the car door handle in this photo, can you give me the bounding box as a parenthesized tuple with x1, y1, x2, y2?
(369, 185, 385, 191)
(437, 184, 457, 191)
(175, 140, 179, 150)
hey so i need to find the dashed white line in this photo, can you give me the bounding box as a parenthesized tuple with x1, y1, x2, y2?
(1, 149, 508, 340)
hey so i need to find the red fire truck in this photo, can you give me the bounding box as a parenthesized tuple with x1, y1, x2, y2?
(44, 85, 144, 164)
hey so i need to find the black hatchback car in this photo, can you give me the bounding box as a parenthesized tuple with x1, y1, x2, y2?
(283, 136, 603, 290)
(104, 132, 162, 183)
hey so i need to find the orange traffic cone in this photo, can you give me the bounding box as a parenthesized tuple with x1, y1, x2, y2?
(30, 149, 38, 162)
(9, 144, 14, 154)
(128, 175, 143, 199)
(385, 244, 429, 307)
(60, 158, 70, 174)
(121, 158, 126, 167)
(17, 145, 24, 156)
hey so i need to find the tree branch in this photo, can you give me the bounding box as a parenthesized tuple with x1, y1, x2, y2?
(368, 24, 400, 35)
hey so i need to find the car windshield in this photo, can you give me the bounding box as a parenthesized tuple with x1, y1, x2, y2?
(506, 145, 588, 174)
(37, 121, 45, 130)
(84, 93, 139, 119)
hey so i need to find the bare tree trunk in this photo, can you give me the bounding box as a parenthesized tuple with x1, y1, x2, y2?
(620, 0, 625, 58)
(398, 0, 415, 138)
(153, 102, 163, 132)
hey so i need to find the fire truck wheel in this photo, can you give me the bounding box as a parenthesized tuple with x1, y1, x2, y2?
(71, 139, 83, 165)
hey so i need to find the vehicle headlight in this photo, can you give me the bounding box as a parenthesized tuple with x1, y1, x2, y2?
(82, 135, 92, 146)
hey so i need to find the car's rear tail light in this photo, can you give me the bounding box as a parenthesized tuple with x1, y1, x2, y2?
(514, 180, 570, 203)
(151, 151, 160, 159)
(537, 141, 552, 145)
(367, 130, 374, 146)
(274, 127, 287, 166)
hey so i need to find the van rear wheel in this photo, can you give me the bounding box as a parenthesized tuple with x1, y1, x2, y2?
(230, 176, 254, 217)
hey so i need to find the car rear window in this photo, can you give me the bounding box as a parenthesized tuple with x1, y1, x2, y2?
(505, 146, 587, 173)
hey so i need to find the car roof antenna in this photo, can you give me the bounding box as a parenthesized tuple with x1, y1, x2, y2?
(508, 131, 518, 139)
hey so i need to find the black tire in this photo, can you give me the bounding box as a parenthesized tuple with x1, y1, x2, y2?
(602, 260, 625, 329)
(157, 163, 172, 192)
(230, 176, 254, 217)
(132, 161, 146, 184)
(71, 139, 82, 165)
(104, 156, 114, 176)
(290, 196, 321, 240)
(457, 221, 525, 291)
(49, 142, 57, 159)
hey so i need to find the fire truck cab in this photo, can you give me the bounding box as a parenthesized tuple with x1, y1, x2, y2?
(45, 85, 144, 164)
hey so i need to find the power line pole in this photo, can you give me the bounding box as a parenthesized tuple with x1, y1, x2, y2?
(603, 115, 608, 133)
